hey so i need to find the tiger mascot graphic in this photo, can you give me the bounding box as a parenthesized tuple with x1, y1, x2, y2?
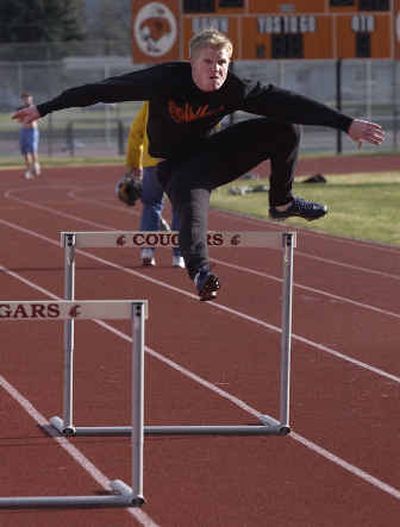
(135, 3, 176, 56)
(139, 16, 171, 53)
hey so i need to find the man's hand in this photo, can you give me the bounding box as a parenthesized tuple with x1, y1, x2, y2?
(12, 105, 40, 125)
(347, 119, 385, 146)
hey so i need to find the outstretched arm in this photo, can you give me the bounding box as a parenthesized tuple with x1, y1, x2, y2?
(242, 83, 386, 145)
(12, 105, 40, 125)
(11, 63, 174, 123)
(347, 118, 385, 146)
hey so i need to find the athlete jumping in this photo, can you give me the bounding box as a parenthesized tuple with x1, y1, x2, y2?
(12, 29, 385, 301)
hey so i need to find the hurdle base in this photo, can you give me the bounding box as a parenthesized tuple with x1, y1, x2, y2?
(0, 479, 143, 509)
(48, 414, 290, 437)
(259, 413, 291, 436)
(48, 416, 77, 436)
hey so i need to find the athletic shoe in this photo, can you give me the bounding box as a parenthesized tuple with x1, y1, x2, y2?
(24, 170, 33, 180)
(141, 248, 156, 267)
(33, 162, 41, 176)
(269, 197, 328, 222)
(172, 255, 185, 268)
(194, 269, 220, 301)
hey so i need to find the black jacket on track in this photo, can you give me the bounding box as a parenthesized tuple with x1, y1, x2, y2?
(37, 61, 353, 159)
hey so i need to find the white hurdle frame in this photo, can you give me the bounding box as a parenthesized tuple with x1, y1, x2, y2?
(0, 299, 147, 509)
(50, 230, 296, 438)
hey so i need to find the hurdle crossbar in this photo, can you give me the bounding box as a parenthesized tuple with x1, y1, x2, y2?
(51, 230, 295, 438)
(0, 299, 147, 509)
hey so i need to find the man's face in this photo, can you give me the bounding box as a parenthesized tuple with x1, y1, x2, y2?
(22, 95, 33, 106)
(191, 46, 231, 92)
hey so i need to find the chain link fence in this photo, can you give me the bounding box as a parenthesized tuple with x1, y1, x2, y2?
(1, 41, 399, 160)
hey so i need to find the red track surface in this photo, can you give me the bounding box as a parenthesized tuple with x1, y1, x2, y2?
(0, 164, 399, 526)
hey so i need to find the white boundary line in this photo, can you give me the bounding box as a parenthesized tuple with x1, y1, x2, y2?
(1, 266, 399, 503)
(213, 206, 400, 255)
(3, 174, 400, 254)
(211, 257, 400, 320)
(26, 188, 400, 318)
(0, 376, 160, 526)
(4, 186, 400, 281)
(0, 268, 157, 524)
(2, 191, 400, 310)
(76, 185, 400, 281)
(1, 219, 399, 385)
(64, 181, 400, 256)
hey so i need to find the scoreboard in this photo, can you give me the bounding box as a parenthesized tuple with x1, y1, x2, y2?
(132, 0, 400, 62)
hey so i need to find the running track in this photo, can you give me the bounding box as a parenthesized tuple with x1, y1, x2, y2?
(0, 165, 399, 527)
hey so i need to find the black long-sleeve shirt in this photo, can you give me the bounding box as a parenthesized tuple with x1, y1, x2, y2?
(37, 61, 353, 158)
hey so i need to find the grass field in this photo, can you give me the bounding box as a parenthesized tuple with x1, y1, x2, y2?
(211, 172, 400, 246)
(1, 158, 399, 247)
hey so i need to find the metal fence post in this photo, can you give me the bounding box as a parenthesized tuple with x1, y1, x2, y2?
(336, 58, 342, 155)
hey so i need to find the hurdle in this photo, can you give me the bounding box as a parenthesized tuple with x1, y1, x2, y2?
(50, 230, 296, 438)
(0, 299, 147, 509)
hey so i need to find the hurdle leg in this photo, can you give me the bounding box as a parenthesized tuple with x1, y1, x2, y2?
(0, 299, 147, 508)
(278, 232, 295, 430)
(107, 301, 146, 505)
(131, 302, 145, 502)
(50, 233, 77, 436)
(50, 230, 295, 439)
(63, 233, 76, 434)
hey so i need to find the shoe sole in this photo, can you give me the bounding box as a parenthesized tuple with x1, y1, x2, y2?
(269, 210, 327, 222)
(198, 274, 220, 302)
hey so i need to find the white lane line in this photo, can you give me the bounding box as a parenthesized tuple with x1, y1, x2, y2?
(4, 187, 400, 281)
(26, 186, 400, 318)
(1, 219, 399, 386)
(3, 188, 115, 230)
(3, 189, 399, 318)
(211, 257, 400, 319)
(72, 194, 400, 282)
(69, 179, 400, 257)
(290, 432, 400, 501)
(0, 375, 161, 526)
(5, 177, 400, 255)
(212, 210, 400, 280)
(96, 322, 400, 503)
(213, 208, 400, 256)
(75, 187, 400, 284)
(2, 264, 399, 504)
(292, 251, 400, 281)
(74, 183, 400, 258)
(2, 191, 399, 320)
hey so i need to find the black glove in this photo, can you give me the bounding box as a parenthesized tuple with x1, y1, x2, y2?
(115, 174, 142, 206)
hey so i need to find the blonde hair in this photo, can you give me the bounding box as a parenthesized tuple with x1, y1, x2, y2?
(189, 28, 233, 59)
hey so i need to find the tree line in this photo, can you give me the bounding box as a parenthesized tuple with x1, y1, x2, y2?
(0, 0, 131, 44)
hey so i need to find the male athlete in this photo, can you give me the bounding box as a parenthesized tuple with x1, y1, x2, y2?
(17, 92, 41, 179)
(12, 29, 385, 301)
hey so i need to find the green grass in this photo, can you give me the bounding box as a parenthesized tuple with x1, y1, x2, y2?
(211, 172, 400, 246)
(1, 153, 399, 246)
